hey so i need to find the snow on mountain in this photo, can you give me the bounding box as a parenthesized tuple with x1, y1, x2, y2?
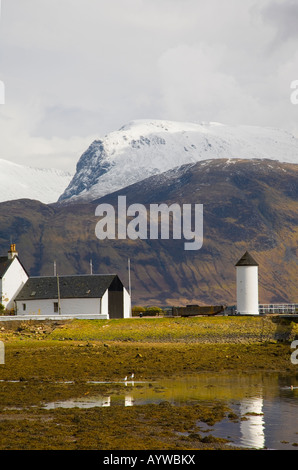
(0, 158, 73, 204)
(58, 119, 298, 202)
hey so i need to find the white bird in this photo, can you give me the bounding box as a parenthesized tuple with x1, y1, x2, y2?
(124, 376, 128, 381)
(130, 373, 134, 380)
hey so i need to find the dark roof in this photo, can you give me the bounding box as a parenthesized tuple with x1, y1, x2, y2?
(0, 255, 29, 279)
(235, 251, 259, 267)
(15, 274, 123, 301)
(0, 256, 14, 278)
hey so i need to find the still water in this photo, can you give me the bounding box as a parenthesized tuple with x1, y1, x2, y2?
(45, 371, 298, 450)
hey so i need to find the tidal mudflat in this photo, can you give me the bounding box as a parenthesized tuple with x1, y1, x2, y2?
(0, 316, 297, 450)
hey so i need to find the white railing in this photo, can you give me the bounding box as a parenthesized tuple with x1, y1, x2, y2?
(259, 304, 298, 314)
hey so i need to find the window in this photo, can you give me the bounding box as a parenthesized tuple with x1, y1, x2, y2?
(22, 303, 26, 311)
(53, 302, 59, 313)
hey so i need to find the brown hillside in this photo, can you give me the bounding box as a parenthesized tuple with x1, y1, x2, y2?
(0, 158, 297, 306)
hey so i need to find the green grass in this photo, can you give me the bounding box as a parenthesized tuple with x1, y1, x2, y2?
(46, 316, 298, 344)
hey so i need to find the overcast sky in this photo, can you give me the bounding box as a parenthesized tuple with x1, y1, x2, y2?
(0, 0, 297, 172)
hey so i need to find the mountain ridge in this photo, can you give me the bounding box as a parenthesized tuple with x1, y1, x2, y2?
(59, 119, 298, 203)
(0, 158, 73, 204)
(0, 120, 297, 205)
(0, 158, 297, 306)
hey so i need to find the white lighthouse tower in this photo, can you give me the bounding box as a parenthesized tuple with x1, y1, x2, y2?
(235, 251, 259, 315)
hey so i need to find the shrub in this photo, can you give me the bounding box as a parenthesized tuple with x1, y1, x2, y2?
(145, 307, 163, 317)
(132, 306, 146, 317)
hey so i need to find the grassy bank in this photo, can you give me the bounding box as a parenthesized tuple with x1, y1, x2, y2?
(1, 315, 297, 343)
(46, 315, 298, 343)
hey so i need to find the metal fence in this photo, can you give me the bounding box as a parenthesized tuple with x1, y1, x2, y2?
(259, 304, 298, 314)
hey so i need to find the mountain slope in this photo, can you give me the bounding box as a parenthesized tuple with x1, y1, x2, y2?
(0, 158, 297, 306)
(0, 158, 73, 204)
(59, 120, 298, 202)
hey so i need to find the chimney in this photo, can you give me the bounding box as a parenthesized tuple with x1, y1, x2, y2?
(8, 243, 18, 260)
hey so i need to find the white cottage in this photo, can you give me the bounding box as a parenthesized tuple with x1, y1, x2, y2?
(0, 244, 29, 312)
(15, 273, 131, 319)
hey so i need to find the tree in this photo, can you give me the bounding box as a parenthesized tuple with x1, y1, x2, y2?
(145, 307, 163, 316)
(132, 306, 146, 317)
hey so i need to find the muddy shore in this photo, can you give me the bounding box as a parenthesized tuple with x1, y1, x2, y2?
(0, 316, 297, 450)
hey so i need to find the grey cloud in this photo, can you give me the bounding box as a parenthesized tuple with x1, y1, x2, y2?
(262, 0, 298, 42)
(0, 0, 297, 171)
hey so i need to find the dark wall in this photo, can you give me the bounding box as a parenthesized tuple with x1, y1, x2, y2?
(108, 290, 124, 318)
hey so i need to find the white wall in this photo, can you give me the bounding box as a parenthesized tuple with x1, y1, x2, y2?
(236, 265, 259, 315)
(1, 258, 28, 310)
(123, 287, 131, 318)
(16, 297, 102, 317)
(15, 286, 131, 319)
(101, 290, 109, 316)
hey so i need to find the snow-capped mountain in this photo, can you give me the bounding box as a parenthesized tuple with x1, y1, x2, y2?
(59, 119, 298, 203)
(0, 158, 73, 204)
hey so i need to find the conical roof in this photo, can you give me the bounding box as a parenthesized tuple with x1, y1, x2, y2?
(235, 251, 259, 267)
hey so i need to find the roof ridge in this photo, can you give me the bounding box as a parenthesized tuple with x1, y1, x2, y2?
(15, 274, 122, 301)
(235, 251, 259, 267)
(28, 273, 117, 279)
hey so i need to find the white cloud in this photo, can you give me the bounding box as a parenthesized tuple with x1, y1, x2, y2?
(0, 0, 297, 171)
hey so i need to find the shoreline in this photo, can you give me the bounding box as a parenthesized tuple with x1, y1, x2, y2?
(0, 317, 297, 450)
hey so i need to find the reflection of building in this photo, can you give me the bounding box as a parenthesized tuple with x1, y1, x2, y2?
(100, 397, 111, 407)
(240, 398, 265, 449)
(125, 396, 134, 407)
(46, 394, 137, 409)
(0, 341, 4, 364)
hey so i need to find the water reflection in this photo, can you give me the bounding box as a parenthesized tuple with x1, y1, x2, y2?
(44, 372, 298, 450)
(240, 398, 265, 449)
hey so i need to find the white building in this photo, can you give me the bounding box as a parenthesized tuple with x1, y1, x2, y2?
(0, 244, 29, 312)
(235, 251, 259, 315)
(15, 274, 131, 319)
(0, 243, 131, 319)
